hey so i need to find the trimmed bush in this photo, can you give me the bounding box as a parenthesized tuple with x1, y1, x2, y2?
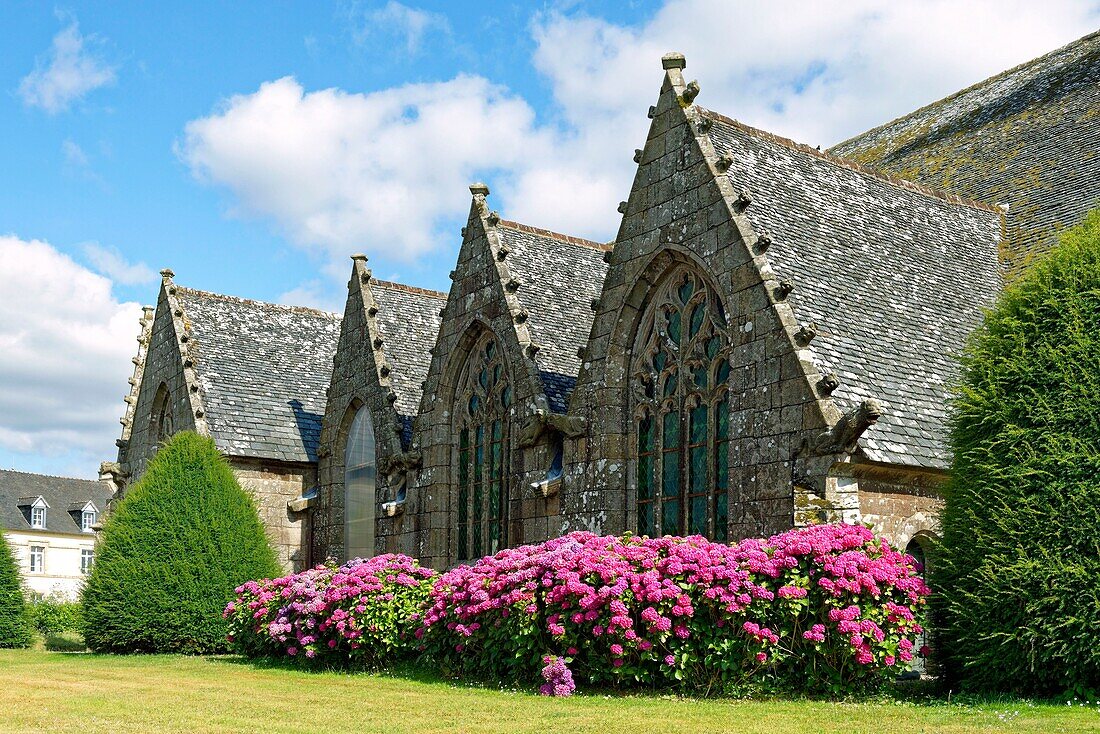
(225, 554, 437, 665)
(0, 534, 32, 648)
(83, 431, 281, 653)
(27, 594, 83, 636)
(418, 526, 927, 696)
(937, 209, 1100, 697)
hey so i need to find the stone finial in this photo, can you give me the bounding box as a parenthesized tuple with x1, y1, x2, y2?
(350, 253, 368, 262)
(681, 80, 700, 105)
(576, 346, 586, 359)
(373, 337, 384, 349)
(590, 297, 601, 311)
(379, 364, 391, 377)
(469, 182, 490, 197)
(525, 342, 541, 359)
(460, 226, 468, 238)
(160, 268, 174, 281)
(647, 105, 657, 119)
(504, 278, 521, 293)
(661, 52, 686, 70)
(513, 310, 529, 324)
(142, 305, 155, 320)
(361, 270, 372, 283)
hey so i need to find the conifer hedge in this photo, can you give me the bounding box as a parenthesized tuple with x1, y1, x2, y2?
(83, 431, 281, 653)
(0, 534, 32, 648)
(937, 210, 1100, 696)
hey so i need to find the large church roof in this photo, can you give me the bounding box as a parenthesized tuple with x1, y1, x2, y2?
(496, 221, 611, 413)
(175, 287, 341, 464)
(704, 111, 1003, 470)
(369, 279, 446, 439)
(830, 29, 1100, 274)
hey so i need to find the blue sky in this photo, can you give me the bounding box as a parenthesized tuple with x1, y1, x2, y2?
(1, 0, 1098, 478)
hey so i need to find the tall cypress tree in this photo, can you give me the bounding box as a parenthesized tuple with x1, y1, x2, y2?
(0, 534, 32, 648)
(83, 431, 281, 653)
(937, 210, 1100, 696)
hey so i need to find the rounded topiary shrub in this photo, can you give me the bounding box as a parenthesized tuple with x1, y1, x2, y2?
(0, 535, 32, 648)
(82, 431, 281, 653)
(937, 209, 1100, 696)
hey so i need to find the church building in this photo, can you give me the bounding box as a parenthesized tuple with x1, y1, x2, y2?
(109, 31, 1100, 572)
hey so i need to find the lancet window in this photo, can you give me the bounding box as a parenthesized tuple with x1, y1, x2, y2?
(633, 267, 731, 540)
(455, 334, 513, 560)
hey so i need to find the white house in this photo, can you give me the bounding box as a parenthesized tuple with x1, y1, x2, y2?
(1, 469, 114, 600)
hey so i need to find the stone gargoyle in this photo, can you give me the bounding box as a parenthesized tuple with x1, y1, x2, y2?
(519, 409, 588, 447)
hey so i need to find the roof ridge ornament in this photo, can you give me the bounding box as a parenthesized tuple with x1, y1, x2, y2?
(661, 52, 686, 70)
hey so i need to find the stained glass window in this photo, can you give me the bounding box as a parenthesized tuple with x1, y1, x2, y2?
(632, 267, 731, 540)
(456, 335, 512, 560)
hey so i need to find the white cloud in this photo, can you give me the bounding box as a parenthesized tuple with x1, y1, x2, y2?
(82, 243, 158, 286)
(347, 1, 450, 53)
(62, 139, 89, 167)
(19, 14, 117, 114)
(0, 236, 142, 475)
(180, 75, 554, 262)
(278, 280, 346, 314)
(180, 1, 1100, 278)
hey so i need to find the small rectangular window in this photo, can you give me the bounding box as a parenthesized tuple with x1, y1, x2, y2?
(29, 546, 44, 573)
(81, 549, 94, 575)
(31, 506, 45, 529)
(81, 510, 96, 531)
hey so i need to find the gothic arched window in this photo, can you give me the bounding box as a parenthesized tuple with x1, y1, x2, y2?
(455, 334, 513, 561)
(150, 384, 174, 446)
(632, 267, 731, 540)
(345, 405, 377, 560)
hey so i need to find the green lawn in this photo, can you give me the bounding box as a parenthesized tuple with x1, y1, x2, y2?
(1, 650, 1097, 733)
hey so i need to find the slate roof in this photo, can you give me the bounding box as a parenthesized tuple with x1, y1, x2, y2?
(370, 280, 446, 442)
(175, 287, 341, 464)
(496, 222, 612, 413)
(704, 111, 1003, 470)
(830, 30, 1100, 275)
(0, 470, 113, 535)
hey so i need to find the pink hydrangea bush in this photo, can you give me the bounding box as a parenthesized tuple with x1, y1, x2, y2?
(224, 554, 437, 666)
(418, 524, 928, 695)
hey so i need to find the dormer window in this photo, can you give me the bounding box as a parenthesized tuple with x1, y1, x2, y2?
(81, 509, 97, 532)
(31, 505, 45, 529)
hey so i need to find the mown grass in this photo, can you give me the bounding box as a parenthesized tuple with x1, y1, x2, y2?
(1, 649, 1097, 733)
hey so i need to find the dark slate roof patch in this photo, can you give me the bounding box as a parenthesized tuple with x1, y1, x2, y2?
(175, 288, 341, 464)
(831, 30, 1100, 273)
(704, 111, 1003, 470)
(0, 470, 113, 534)
(495, 221, 611, 413)
(370, 280, 446, 429)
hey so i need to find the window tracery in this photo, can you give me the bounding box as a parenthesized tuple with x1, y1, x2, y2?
(632, 267, 731, 540)
(455, 334, 513, 561)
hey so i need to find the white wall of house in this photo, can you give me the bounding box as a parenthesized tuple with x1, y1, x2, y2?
(4, 529, 96, 600)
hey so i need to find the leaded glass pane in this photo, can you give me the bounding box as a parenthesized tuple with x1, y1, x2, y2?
(690, 495, 707, 535)
(662, 499, 681, 535)
(638, 455, 653, 500)
(638, 503, 655, 537)
(662, 450, 680, 498)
